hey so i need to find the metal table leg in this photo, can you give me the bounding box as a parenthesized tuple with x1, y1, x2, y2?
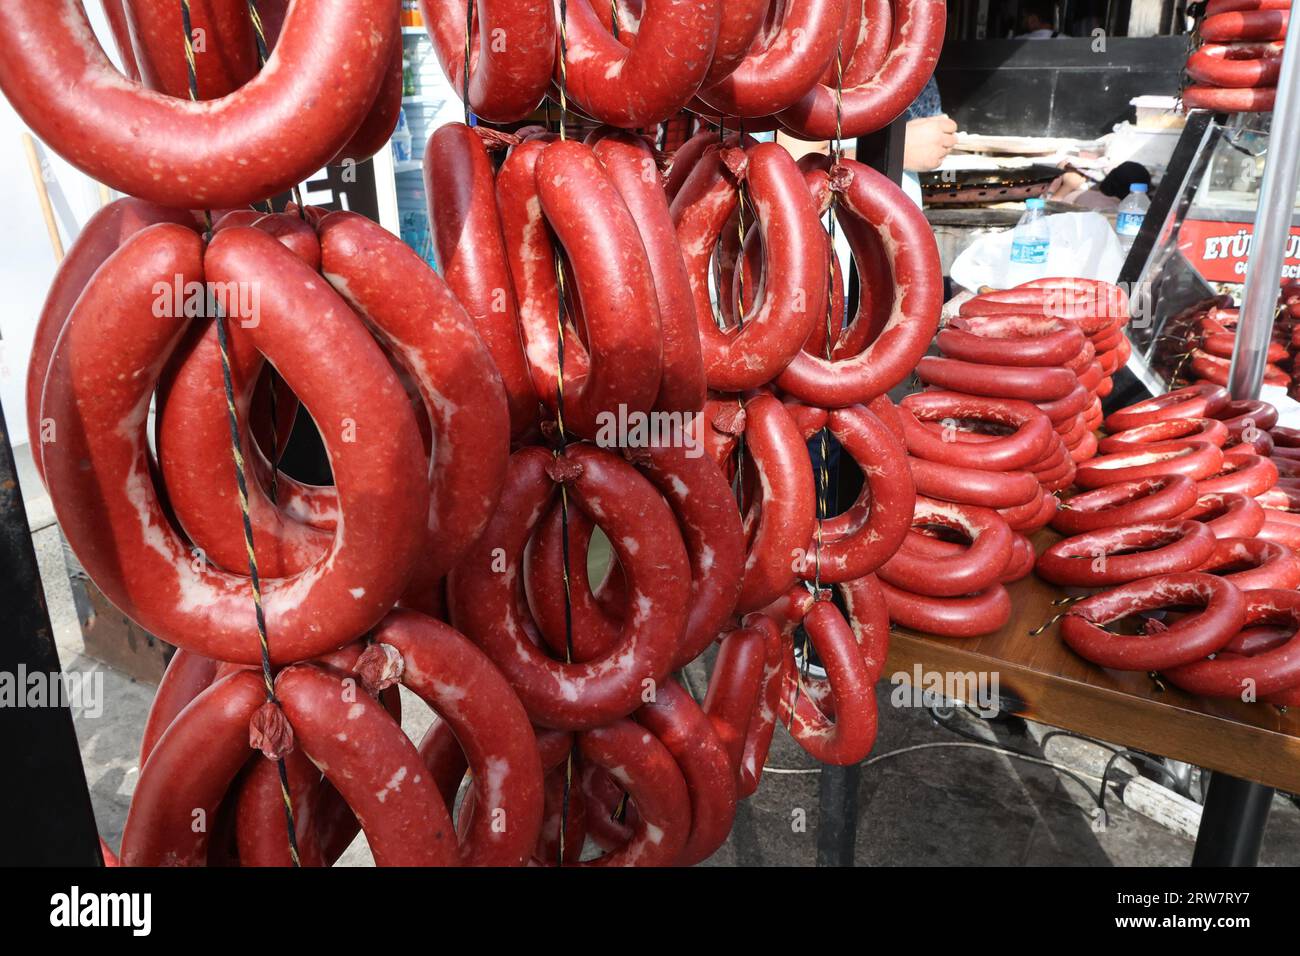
(1191, 773, 1273, 867)
(0, 404, 102, 866)
(816, 762, 862, 866)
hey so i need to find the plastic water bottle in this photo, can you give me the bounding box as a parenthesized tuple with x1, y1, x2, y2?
(1116, 183, 1150, 254)
(1008, 197, 1051, 284)
(391, 107, 412, 164)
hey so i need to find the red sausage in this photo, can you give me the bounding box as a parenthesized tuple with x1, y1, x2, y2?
(793, 404, 916, 581)
(1103, 383, 1230, 432)
(778, 0, 946, 139)
(901, 392, 1055, 472)
(879, 497, 1014, 597)
(562, 0, 722, 127)
(275, 664, 459, 866)
(121, 671, 265, 866)
(319, 210, 510, 604)
(121, 0, 258, 99)
(722, 394, 818, 612)
(1060, 573, 1245, 671)
(1196, 538, 1300, 591)
(0, 1, 397, 208)
(1200, 9, 1290, 40)
(43, 225, 428, 664)
(421, 0, 555, 122)
(425, 123, 538, 439)
(696, 0, 846, 118)
(778, 157, 942, 405)
(370, 610, 544, 866)
(573, 720, 691, 866)
(878, 578, 1012, 638)
(776, 596, 880, 765)
(1052, 475, 1199, 535)
(589, 129, 706, 412)
(1165, 590, 1300, 698)
(449, 445, 689, 730)
(1073, 441, 1225, 488)
(917, 355, 1078, 402)
(497, 139, 663, 437)
(673, 142, 826, 390)
(1036, 520, 1217, 587)
(26, 199, 198, 480)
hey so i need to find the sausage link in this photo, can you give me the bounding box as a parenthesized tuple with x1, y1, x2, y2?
(589, 129, 707, 412)
(696, 0, 846, 118)
(27, 199, 197, 482)
(1098, 417, 1229, 452)
(0, 1, 397, 207)
(1165, 589, 1300, 697)
(425, 122, 539, 438)
(672, 142, 827, 390)
(1035, 520, 1217, 587)
(421, 0, 555, 121)
(120, 671, 265, 866)
(777, 157, 943, 405)
(43, 225, 428, 664)
(879, 496, 1014, 596)
(634, 680, 737, 865)
(319, 210, 510, 602)
(1060, 573, 1245, 671)
(449, 445, 689, 729)
(778, 0, 946, 138)
(878, 578, 1012, 638)
(1052, 475, 1198, 535)
(498, 139, 663, 437)
(563, 0, 721, 126)
(575, 719, 691, 866)
(1074, 441, 1225, 488)
(901, 392, 1055, 472)
(1196, 538, 1300, 591)
(370, 609, 544, 866)
(791, 404, 916, 581)
(776, 596, 880, 765)
(275, 663, 459, 866)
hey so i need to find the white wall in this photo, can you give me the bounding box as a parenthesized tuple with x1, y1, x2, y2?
(0, 4, 123, 447)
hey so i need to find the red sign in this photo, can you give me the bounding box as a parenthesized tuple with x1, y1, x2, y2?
(1178, 218, 1300, 284)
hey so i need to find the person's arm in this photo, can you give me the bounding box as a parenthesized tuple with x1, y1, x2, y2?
(903, 114, 958, 172)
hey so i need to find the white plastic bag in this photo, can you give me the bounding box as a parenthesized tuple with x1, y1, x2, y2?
(949, 210, 1126, 292)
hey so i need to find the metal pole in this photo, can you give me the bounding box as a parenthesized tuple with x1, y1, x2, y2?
(0, 403, 103, 865)
(1227, 0, 1300, 399)
(1203, 8, 1300, 861)
(1192, 773, 1274, 866)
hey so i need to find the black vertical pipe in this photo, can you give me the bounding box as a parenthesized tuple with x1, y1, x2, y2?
(1192, 774, 1273, 866)
(0, 404, 102, 865)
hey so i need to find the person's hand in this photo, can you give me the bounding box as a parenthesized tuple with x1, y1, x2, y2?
(1047, 171, 1087, 202)
(903, 114, 958, 172)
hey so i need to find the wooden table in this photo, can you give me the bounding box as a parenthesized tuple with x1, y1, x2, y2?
(816, 558, 1298, 866)
(886, 572, 1300, 794)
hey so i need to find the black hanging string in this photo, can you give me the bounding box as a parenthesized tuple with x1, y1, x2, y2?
(552, 0, 577, 866)
(181, 0, 300, 866)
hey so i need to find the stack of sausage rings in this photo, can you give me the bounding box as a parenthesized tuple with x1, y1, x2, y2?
(1184, 0, 1290, 114)
(422, 0, 949, 138)
(1052, 383, 1300, 707)
(1180, 298, 1293, 389)
(4, 0, 963, 866)
(866, 277, 1131, 638)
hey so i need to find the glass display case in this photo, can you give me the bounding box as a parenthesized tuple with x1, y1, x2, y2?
(1120, 111, 1300, 398)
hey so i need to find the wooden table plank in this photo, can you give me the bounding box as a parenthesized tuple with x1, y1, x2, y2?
(884, 566, 1300, 794)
